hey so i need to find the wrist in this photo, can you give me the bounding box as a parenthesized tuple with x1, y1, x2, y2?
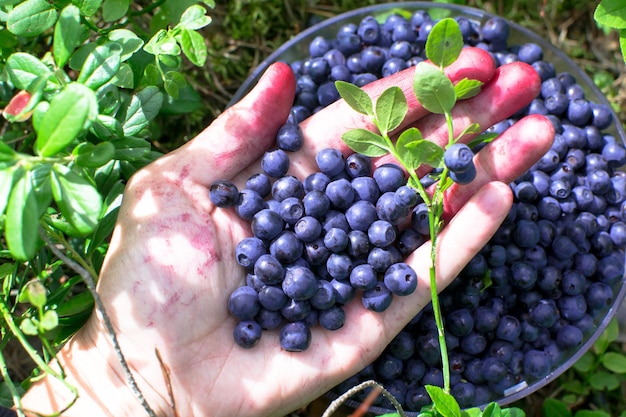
(20, 318, 168, 417)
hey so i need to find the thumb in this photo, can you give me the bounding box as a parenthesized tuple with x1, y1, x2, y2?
(158, 62, 297, 186)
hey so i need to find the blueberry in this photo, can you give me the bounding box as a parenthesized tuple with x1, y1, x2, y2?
(235, 237, 267, 270)
(374, 163, 405, 193)
(473, 306, 500, 333)
(449, 164, 477, 184)
(368, 246, 400, 273)
(352, 176, 381, 203)
(310, 280, 336, 310)
(345, 153, 372, 178)
(368, 219, 397, 247)
(304, 172, 331, 193)
(294, 216, 322, 243)
(556, 324, 583, 349)
(523, 349, 551, 379)
(585, 281, 613, 310)
(349, 263, 378, 290)
(280, 299, 312, 322)
(362, 281, 392, 312)
(261, 149, 290, 178)
(345, 199, 378, 232)
(228, 286, 260, 320)
(517, 42, 543, 63)
(447, 308, 475, 337)
(245, 173, 272, 198)
(276, 123, 304, 152)
(254, 254, 286, 285)
(318, 305, 346, 331)
(558, 294, 587, 321)
(303, 190, 331, 218)
(331, 278, 356, 305)
(258, 285, 289, 311)
(316, 148, 345, 177)
(481, 357, 507, 383)
(272, 175, 304, 202)
(234, 320, 262, 349)
(279, 321, 311, 352)
(255, 308, 283, 330)
(270, 231, 303, 264)
(326, 253, 353, 280)
(324, 227, 349, 253)
(209, 179, 240, 208)
(444, 143, 474, 173)
(567, 98, 592, 126)
(452, 381, 476, 408)
(357, 16, 380, 45)
(496, 315, 521, 342)
(384, 262, 417, 296)
(304, 238, 330, 266)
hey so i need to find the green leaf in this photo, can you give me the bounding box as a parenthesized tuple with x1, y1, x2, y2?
(77, 43, 122, 90)
(96, 83, 121, 116)
(164, 71, 187, 99)
(467, 132, 499, 149)
(74, 141, 116, 168)
(589, 370, 621, 391)
(0, 29, 18, 48)
(72, 0, 103, 17)
(375, 86, 407, 135)
(119, 86, 164, 136)
(90, 114, 124, 140)
(594, 0, 626, 29)
(407, 140, 445, 169)
(161, 84, 202, 115)
(425, 385, 461, 417)
(0, 166, 17, 217)
(102, 0, 130, 21)
(602, 351, 626, 373)
(341, 129, 389, 157)
(24, 280, 47, 308)
(53, 5, 86, 68)
(7, 0, 58, 37)
(178, 28, 208, 66)
(112, 138, 151, 161)
(574, 411, 611, 417)
(542, 398, 572, 417)
(108, 29, 144, 61)
(561, 380, 588, 395)
(396, 127, 424, 170)
(413, 62, 456, 114)
(335, 80, 373, 115)
(482, 402, 502, 417)
(35, 83, 98, 157)
(40, 310, 59, 331)
(144, 29, 181, 56)
(20, 318, 38, 336)
(50, 164, 103, 235)
(501, 408, 526, 417)
(455, 123, 482, 142)
(5, 170, 40, 261)
(454, 78, 483, 100)
(462, 408, 483, 417)
(620, 29, 626, 63)
(425, 17, 464, 68)
(574, 350, 596, 373)
(111, 63, 134, 88)
(177, 4, 212, 30)
(5, 52, 52, 91)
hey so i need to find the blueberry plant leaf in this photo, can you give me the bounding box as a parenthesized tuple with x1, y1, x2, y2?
(467, 132, 499, 149)
(74, 141, 117, 168)
(425, 385, 461, 417)
(77, 43, 123, 90)
(406, 140, 445, 169)
(413, 62, 456, 115)
(425, 17, 464, 68)
(176, 28, 208, 66)
(40, 310, 59, 331)
(6, 0, 58, 37)
(0, 166, 18, 218)
(5, 53, 52, 91)
(35, 83, 98, 157)
(119, 86, 164, 136)
(50, 164, 103, 235)
(455, 122, 482, 141)
(601, 352, 626, 373)
(454, 78, 483, 100)
(73, 0, 103, 17)
(5, 170, 40, 261)
(164, 71, 188, 99)
(396, 127, 425, 170)
(482, 402, 502, 417)
(501, 408, 526, 417)
(375, 86, 408, 136)
(111, 63, 135, 89)
(342, 129, 390, 157)
(335, 80, 374, 116)
(176, 4, 213, 30)
(53, 5, 87, 69)
(594, 0, 626, 29)
(590, 370, 621, 391)
(102, 0, 130, 22)
(462, 408, 483, 417)
(112, 138, 152, 161)
(108, 29, 144, 61)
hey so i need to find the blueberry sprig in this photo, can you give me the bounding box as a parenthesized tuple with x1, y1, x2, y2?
(336, 18, 492, 397)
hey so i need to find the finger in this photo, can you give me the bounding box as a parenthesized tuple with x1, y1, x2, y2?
(152, 62, 297, 186)
(298, 46, 497, 158)
(441, 114, 555, 220)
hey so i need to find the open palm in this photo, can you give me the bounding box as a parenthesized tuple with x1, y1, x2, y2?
(23, 48, 554, 417)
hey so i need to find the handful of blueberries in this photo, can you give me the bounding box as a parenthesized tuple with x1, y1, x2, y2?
(212, 7, 626, 412)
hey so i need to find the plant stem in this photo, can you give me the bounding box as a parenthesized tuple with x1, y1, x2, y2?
(0, 345, 26, 417)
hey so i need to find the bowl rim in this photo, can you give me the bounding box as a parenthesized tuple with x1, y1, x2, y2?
(228, 1, 626, 413)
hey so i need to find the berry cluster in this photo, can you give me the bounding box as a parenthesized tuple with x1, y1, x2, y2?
(263, 8, 626, 411)
(213, 138, 424, 351)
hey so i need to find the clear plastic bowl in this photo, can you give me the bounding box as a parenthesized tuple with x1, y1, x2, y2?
(230, 1, 626, 413)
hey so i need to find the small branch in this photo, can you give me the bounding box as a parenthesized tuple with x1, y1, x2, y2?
(322, 380, 406, 417)
(40, 229, 157, 417)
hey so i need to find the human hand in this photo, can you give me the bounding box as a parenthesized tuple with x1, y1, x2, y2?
(21, 47, 553, 417)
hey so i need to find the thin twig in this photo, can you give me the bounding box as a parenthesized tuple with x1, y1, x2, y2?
(322, 380, 406, 417)
(40, 229, 157, 417)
